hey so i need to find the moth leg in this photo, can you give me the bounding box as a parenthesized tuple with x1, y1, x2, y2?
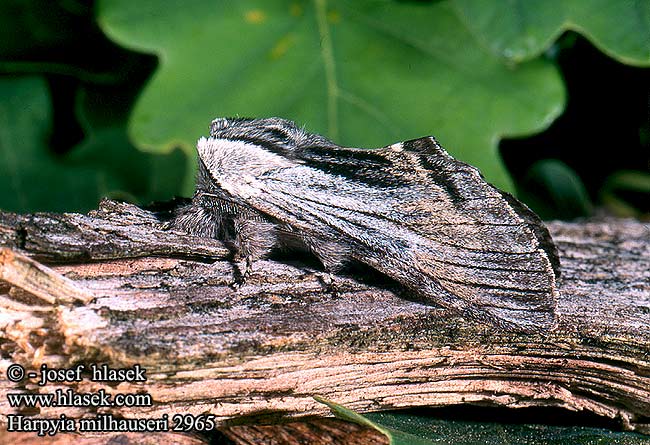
(303, 237, 350, 274)
(230, 217, 278, 285)
(167, 200, 222, 238)
(302, 237, 351, 296)
(275, 227, 349, 292)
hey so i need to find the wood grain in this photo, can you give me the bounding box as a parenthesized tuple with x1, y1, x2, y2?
(1, 200, 648, 443)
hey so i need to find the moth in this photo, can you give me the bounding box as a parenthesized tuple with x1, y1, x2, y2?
(172, 117, 560, 333)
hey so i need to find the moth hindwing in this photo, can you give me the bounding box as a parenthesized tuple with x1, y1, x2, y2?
(172, 117, 560, 333)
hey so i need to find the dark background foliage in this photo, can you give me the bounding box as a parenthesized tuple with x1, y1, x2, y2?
(502, 33, 650, 220)
(1, 1, 649, 443)
(1, 0, 648, 219)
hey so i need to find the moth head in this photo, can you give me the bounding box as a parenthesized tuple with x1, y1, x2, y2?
(195, 134, 296, 199)
(196, 117, 339, 197)
(208, 116, 337, 152)
(207, 117, 301, 149)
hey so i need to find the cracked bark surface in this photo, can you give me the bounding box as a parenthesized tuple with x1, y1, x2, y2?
(0, 199, 648, 443)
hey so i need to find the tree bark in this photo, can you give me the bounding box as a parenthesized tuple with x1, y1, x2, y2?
(1, 200, 649, 439)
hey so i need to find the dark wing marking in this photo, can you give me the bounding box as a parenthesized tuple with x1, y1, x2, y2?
(398, 136, 560, 279)
(245, 136, 559, 332)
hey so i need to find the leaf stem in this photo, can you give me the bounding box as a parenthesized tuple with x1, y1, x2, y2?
(314, 0, 339, 140)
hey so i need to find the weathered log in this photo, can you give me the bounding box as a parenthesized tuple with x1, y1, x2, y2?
(0, 200, 649, 439)
(220, 418, 386, 445)
(0, 430, 208, 445)
(0, 420, 385, 445)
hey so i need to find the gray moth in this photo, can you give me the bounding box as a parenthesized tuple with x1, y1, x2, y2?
(172, 117, 560, 333)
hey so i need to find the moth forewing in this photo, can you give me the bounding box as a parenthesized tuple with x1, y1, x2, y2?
(175, 117, 560, 333)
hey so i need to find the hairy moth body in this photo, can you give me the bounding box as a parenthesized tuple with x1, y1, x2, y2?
(173, 117, 560, 333)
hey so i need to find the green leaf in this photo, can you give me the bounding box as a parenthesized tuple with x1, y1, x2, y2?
(97, 0, 567, 192)
(365, 410, 650, 445)
(71, 83, 188, 204)
(0, 76, 94, 212)
(0, 75, 185, 213)
(519, 159, 593, 220)
(315, 397, 437, 445)
(453, 0, 650, 65)
(600, 170, 650, 218)
(65, 126, 187, 206)
(316, 399, 650, 445)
